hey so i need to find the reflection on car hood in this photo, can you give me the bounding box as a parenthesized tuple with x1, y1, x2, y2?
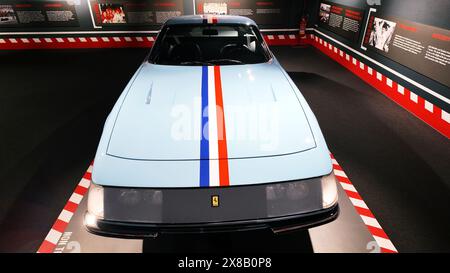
(106, 62, 316, 161)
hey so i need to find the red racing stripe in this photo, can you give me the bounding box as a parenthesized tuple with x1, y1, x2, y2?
(214, 66, 230, 187)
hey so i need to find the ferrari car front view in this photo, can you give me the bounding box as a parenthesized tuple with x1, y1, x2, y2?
(84, 15, 339, 238)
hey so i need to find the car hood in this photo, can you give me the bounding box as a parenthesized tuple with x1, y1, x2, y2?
(107, 61, 316, 161)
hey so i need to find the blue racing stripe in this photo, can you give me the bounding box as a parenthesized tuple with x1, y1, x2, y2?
(199, 66, 209, 187)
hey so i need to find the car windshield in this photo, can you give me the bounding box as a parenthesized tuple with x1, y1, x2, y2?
(148, 24, 271, 66)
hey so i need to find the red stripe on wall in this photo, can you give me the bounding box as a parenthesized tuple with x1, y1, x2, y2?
(0, 37, 154, 50)
(0, 33, 300, 50)
(309, 34, 449, 139)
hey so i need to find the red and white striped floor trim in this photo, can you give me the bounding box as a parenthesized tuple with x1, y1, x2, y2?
(36, 163, 92, 253)
(309, 34, 450, 139)
(331, 153, 398, 253)
(264, 34, 302, 46)
(0, 34, 301, 50)
(0, 36, 155, 49)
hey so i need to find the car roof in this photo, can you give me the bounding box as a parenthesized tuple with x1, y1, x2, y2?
(164, 15, 257, 27)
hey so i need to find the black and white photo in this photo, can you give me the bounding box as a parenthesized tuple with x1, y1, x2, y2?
(319, 3, 331, 23)
(0, 5, 17, 25)
(369, 17, 397, 52)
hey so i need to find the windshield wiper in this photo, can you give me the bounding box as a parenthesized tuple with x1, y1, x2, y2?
(180, 61, 213, 66)
(207, 59, 244, 65)
(179, 59, 244, 66)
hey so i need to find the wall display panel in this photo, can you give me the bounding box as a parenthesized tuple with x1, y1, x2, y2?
(362, 11, 450, 87)
(317, 1, 364, 44)
(195, 0, 290, 26)
(0, 1, 79, 27)
(89, 0, 184, 27)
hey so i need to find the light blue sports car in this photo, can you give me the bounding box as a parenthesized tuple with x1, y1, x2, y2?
(85, 15, 339, 238)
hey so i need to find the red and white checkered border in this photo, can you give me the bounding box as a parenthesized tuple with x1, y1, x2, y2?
(264, 33, 302, 46)
(36, 163, 93, 253)
(308, 33, 450, 139)
(0, 36, 155, 49)
(331, 153, 398, 253)
(0, 34, 301, 49)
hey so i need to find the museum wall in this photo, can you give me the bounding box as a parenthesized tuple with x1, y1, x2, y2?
(0, 0, 304, 32)
(308, 0, 449, 112)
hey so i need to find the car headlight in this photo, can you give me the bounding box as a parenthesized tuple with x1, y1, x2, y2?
(117, 188, 163, 206)
(266, 182, 309, 201)
(87, 182, 104, 218)
(118, 189, 141, 206)
(321, 172, 338, 208)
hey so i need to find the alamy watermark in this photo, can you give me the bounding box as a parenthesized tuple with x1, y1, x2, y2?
(367, 0, 381, 6)
(171, 98, 281, 152)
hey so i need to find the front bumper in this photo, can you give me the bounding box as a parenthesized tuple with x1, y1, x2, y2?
(84, 204, 339, 238)
(84, 173, 339, 238)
